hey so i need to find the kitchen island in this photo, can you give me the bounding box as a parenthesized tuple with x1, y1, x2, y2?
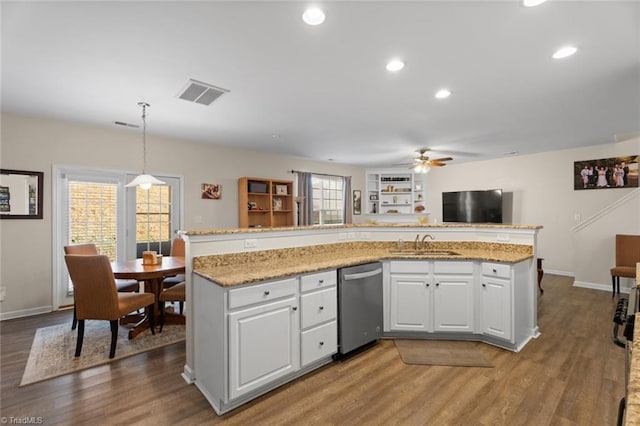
(179, 223, 542, 414)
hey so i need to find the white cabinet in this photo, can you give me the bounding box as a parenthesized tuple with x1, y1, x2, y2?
(389, 261, 432, 332)
(480, 262, 513, 341)
(433, 261, 474, 333)
(228, 278, 299, 399)
(299, 270, 337, 367)
(366, 170, 426, 216)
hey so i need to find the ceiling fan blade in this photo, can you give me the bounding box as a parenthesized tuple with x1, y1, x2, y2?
(431, 157, 452, 162)
(429, 161, 447, 167)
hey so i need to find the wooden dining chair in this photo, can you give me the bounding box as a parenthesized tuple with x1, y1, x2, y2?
(64, 254, 156, 358)
(64, 243, 140, 330)
(158, 281, 186, 332)
(162, 237, 185, 290)
(610, 234, 640, 297)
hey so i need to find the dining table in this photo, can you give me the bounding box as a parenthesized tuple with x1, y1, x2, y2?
(111, 256, 186, 339)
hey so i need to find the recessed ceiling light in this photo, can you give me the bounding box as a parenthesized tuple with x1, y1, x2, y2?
(386, 59, 405, 72)
(435, 89, 452, 99)
(523, 0, 547, 7)
(302, 7, 325, 25)
(552, 45, 578, 59)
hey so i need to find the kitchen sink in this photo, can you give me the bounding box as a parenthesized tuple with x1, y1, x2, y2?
(388, 249, 460, 256)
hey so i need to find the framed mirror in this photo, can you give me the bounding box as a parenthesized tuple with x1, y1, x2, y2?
(0, 169, 44, 219)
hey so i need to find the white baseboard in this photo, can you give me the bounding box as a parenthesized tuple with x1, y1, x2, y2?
(545, 269, 575, 277)
(0, 305, 53, 321)
(573, 280, 629, 294)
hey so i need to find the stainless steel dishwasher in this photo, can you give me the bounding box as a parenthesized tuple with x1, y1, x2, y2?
(338, 262, 383, 355)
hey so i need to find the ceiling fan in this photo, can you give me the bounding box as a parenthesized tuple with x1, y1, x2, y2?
(396, 149, 453, 173)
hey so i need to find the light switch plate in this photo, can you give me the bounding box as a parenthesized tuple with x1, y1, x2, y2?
(244, 239, 257, 248)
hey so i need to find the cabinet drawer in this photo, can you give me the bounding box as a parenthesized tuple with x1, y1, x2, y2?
(390, 261, 429, 274)
(434, 261, 473, 274)
(300, 270, 337, 292)
(482, 262, 511, 279)
(301, 320, 337, 366)
(301, 287, 337, 329)
(229, 278, 298, 310)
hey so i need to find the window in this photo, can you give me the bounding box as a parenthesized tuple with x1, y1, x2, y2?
(68, 180, 118, 260)
(135, 185, 172, 256)
(312, 175, 344, 225)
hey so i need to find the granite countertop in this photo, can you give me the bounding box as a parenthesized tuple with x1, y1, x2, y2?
(193, 241, 533, 287)
(625, 263, 640, 425)
(182, 223, 543, 236)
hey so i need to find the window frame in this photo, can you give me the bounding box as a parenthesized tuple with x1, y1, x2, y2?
(311, 174, 345, 226)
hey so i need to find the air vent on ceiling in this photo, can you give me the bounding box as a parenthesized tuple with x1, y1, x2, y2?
(113, 121, 140, 128)
(177, 79, 229, 106)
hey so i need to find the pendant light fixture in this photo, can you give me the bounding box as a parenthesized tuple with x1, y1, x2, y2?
(125, 102, 165, 190)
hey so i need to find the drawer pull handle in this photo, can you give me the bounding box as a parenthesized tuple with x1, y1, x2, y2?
(292, 306, 298, 311)
(264, 290, 270, 296)
(482, 283, 486, 287)
(319, 341, 324, 346)
(492, 269, 497, 273)
(436, 282, 440, 287)
(426, 283, 430, 287)
(319, 306, 324, 310)
(319, 279, 324, 284)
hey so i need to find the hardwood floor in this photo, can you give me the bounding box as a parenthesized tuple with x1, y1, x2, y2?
(1, 274, 626, 425)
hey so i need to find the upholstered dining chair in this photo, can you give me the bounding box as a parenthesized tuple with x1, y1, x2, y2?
(158, 281, 185, 332)
(162, 237, 186, 290)
(64, 254, 156, 358)
(64, 243, 140, 330)
(610, 234, 640, 298)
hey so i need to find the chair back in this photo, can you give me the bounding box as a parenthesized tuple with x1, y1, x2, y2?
(171, 237, 185, 257)
(616, 235, 640, 268)
(64, 243, 99, 255)
(64, 254, 120, 320)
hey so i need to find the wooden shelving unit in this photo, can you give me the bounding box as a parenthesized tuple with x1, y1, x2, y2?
(238, 177, 294, 228)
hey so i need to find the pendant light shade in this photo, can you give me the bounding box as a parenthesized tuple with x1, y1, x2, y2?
(126, 102, 165, 189)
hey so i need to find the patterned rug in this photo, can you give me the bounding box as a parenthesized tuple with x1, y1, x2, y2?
(20, 320, 185, 386)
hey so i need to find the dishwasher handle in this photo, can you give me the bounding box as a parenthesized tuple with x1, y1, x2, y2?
(343, 268, 382, 281)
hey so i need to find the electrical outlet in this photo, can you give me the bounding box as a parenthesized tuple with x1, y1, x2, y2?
(194, 215, 203, 224)
(360, 232, 371, 240)
(244, 239, 257, 248)
(0, 286, 6, 302)
(347, 232, 356, 239)
(338, 233, 347, 240)
(497, 234, 510, 242)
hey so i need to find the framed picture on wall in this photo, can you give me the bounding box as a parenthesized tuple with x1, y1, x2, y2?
(353, 190, 361, 215)
(574, 155, 638, 190)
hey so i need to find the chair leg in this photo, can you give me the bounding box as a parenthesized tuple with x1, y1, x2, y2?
(612, 275, 617, 298)
(72, 302, 78, 330)
(159, 301, 165, 333)
(75, 319, 85, 357)
(179, 301, 184, 315)
(109, 320, 119, 359)
(149, 303, 156, 335)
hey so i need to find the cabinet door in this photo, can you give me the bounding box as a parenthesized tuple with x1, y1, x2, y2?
(390, 275, 432, 332)
(481, 276, 512, 341)
(229, 296, 300, 399)
(433, 275, 474, 332)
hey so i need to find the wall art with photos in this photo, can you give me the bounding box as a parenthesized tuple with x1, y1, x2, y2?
(353, 190, 362, 215)
(574, 155, 638, 190)
(201, 183, 221, 199)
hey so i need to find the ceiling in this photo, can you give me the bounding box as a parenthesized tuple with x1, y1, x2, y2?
(2, 1, 639, 168)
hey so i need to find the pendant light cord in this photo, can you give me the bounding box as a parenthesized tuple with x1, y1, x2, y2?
(139, 101, 150, 174)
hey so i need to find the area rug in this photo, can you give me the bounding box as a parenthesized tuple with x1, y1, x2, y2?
(20, 320, 185, 386)
(394, 339, 494, 368)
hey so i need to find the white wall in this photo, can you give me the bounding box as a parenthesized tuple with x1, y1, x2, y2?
(425, 137, 640, 290)
(0, 113, 366, 317)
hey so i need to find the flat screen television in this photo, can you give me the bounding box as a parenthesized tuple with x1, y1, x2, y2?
(442, 189, 503, 223)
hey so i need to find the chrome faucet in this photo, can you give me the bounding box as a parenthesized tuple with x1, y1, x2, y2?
(420, 234, 434, 251)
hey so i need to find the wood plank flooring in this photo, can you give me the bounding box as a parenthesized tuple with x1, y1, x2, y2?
(1, 275, 626, 425)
